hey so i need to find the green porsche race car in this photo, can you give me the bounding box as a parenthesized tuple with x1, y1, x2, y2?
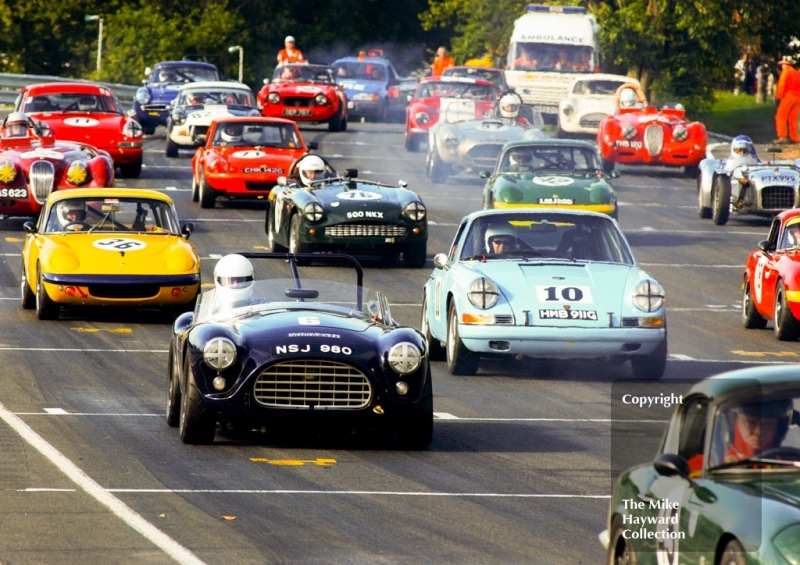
(603, 364, 800, 565)
(265, 155, 428, 267)
(481, 139, 619, 219)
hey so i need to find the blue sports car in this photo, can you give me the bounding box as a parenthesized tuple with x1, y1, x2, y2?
(421, 209, 667, 377)
(332, 55, 415, 122)
(132, 60, 220, 134)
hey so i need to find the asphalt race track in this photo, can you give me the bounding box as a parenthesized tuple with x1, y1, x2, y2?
(0, 122, 796, 564)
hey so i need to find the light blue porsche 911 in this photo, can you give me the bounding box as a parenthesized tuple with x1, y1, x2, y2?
(420, 209, 667, 377)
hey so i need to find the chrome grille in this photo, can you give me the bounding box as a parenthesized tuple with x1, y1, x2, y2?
(579, 113, 607, 128)
(30, 160, 55, 204)
(621, 317, 640, 328)
(761, 186, 796, 210)
(253, 359, 372, 409)
(325, 224, 406, 237)
(284, 97, 314, 107)
(515, 84, 566, 107)
(644, 125, 664, 157)
(466, 144, 503, 168)
(141, 104, 168, 112)
(494, 315, 514, 325)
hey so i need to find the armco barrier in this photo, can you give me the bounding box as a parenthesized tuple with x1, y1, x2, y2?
(0, 73, 138, 107)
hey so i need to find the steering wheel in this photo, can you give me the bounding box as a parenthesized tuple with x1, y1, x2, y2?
(63, 221, 91, 231)
(757, 446, 800, 460)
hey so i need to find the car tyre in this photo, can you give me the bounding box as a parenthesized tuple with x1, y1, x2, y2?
(774, 280, 800, 341)
(35, 266, 59, 320)
(606, 515, 634, 565)
(405, 133, 420, 152)
(697, 176, 712, 218)
(684, 164, 699, 178)
(118, 157, 143, 178)
(199, 170, 216, 209)
(289, 213, 310, 263)
(712, 175, 731, 225)
(266, 206, 287, 252)
(421, 295, 445, 361)
(20, 258, 35, 310)
(742, 277, 767, 329)
(395, 368, 434, 449)
(191, 176, 199, 203)
(719, 539, 746, 565)
(142, 124, 156, 136)
(165, 135, 179, 158)
(328, 107, 343, 132)
(179, 356, 216, 444)
(166, 345, 181, 427)
(446, 302, 479, 375)
(602, 157, 615, 174)
(427, 147, 450, 184)
(404, 243, 427, 268)
(630, 335, 667, 379)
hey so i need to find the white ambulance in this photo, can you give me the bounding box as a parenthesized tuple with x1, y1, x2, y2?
(505, 5, 601, 120)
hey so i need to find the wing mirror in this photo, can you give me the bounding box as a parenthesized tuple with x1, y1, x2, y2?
(263, 78, 269, 85)
(758, 239, 775, 255)
(653, 453, 690, 479)
(345, 168, 358, 178)
(181, 222, 195, 239)
(398, 180, 408, 188)
(23, 221, 37, 234)
(407, 94, 413, 103)
(307, 141, 318, 151)
(479, 170, 491, 179)
(141, 79, 148, 85)
(277, 176, 287, 186)
(433, 253, 448, 270)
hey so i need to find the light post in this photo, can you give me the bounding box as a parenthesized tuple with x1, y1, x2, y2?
(228, 45, 243, 83)
(85, 14, 103, 72)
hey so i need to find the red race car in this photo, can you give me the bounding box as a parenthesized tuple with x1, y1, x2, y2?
(0, 113, 114, 219)
(257, 64, 347, 132)
(16, 82, 144, 177)
(743, 209, 800, 341)
(596, 83, 706, 176)
(405, 77, 500, 152)
(191, 117, 315, 208)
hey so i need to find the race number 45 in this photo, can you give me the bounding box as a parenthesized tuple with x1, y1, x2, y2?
(535, 285, 593, 304)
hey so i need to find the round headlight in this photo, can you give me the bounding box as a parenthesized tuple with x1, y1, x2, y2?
(673, 125, 688, 141)
(268, 92, 280, 104)
(303, 202, 324, 222)
(315, 94, 328, 105)
(467, 277, 499, 309)
(203, 337, 237, 370)
(622, 124, 637, 140)
(123, 119, 143, 138)
(135, 88, 151, 105)
(403, 201, 426, 222)
(66, 161, 89, 186)
(562, 103, 574, 116)
(388, 342, 422, 375)
(415, 112, 430, 125)
(633, 280, 665, 312)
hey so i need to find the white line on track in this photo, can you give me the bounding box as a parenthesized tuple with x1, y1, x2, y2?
(626, 228, 762, 235)
(0, 347, 167, 353)
(141, 165, 191, 170)
(104, 489, 611, 499)
(0, 400, 206, 565)
(639, 263, 741, 268)
(183, 218, 261, 222)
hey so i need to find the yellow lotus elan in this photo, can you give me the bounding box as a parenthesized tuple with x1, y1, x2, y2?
(21, 188, 200, 320)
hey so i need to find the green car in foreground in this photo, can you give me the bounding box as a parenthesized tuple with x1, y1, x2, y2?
(481, 139, 619, 219)
(603, 364, 800, 565)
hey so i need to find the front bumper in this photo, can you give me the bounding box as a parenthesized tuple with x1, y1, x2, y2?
(603, 141, 705, 168)
(206, 172, 282, 195)
(347, 99, 382, 117)
(492, 201, 617, 216)
(134, 104, 169, 127)
(458, 324, 665, 358)
(262, 105, 337, 122)
(42, 273, 200, 307)
(298, 223, 427, 252)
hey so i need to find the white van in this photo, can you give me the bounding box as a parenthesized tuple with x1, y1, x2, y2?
(505, 5, 600, 119)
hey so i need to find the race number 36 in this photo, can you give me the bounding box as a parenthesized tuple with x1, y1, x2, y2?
(535, 285, 593, 304)
(92, 238, 147, 251)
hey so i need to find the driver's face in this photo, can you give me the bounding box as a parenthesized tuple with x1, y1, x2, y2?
(306, 169, 322, 180)
(491, 237, 513, 253)
(736, 412, 779, 451)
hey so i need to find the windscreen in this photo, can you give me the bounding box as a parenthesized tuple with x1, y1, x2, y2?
(498, 144, 600, 173)
(415, 81, 499, 101)
(507, 43, 595, 72)
(149, 65, 219, 84)
(24, 93, 122, 114)
(179, 88, 254, 107)
(334, 62, 387, 81)
(44, 197, 179, 234)
(212, 121, 301, 148)
(572, 79, 629, 96)
(273, 65, 334, 83)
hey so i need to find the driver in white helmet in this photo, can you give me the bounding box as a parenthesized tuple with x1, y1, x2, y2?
(57, 201, 88, 231)
(3, 112, 30, 138)
(506, 149, 533, 173)
(212, 254, 256, 311)
(484, 224, 519, 254)
(727, 135, 761, 207)
(298, 155, 327, 187)
(499, 93, 528, 124)
(219, 122, 243, 145)
(615, 83, 646, 111)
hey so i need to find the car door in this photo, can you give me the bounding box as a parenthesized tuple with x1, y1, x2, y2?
(429, 218, 469, 340)
(754, 217, 782, 317)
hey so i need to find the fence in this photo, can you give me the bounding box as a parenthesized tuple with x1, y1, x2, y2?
(0, 73, 138, 106)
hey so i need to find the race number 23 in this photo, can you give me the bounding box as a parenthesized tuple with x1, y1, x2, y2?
(535, 285, 593, 304)
(92, 238, 147, 251)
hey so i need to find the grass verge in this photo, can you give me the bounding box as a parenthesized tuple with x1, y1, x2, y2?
(698, 91, 779, 144)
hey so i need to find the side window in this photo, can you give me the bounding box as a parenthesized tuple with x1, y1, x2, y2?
(448, 220, 468, 262)
(767, 218, 781, 247)
(676, 397, 709, 462)
(13, 93, 23, 112)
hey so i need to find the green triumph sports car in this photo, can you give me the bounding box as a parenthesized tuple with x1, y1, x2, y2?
(481, 139, 619, 219)
(603, 364, 800, 565)
(265, 155, 428, 267)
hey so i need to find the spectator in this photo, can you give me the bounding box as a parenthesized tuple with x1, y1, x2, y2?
(277, 36, 304, 65)
(774, 56, 800, 144)
(551, 49, 572, 71)
(431, 47, 455, 77)
(512, 46, 537, 71)
(734, 53, 748, 95)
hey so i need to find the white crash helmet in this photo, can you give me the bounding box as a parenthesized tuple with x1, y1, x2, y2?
(213, 254, 255, 305)
(484, 224, 517, 252)
(619, 87, 639, 108)
(730, 135, 756, 159)
(78, 96, 96, 111)
(499, 93, 521, 119)
(509, 149, 532, 166)
(220, 122, 243, 143)
(298, 155, 326, 187)
(57, 200, 87, 227)
(4, 112, 29, 138)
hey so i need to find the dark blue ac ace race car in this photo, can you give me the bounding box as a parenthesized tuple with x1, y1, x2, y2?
(166, 253, 433, 447)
